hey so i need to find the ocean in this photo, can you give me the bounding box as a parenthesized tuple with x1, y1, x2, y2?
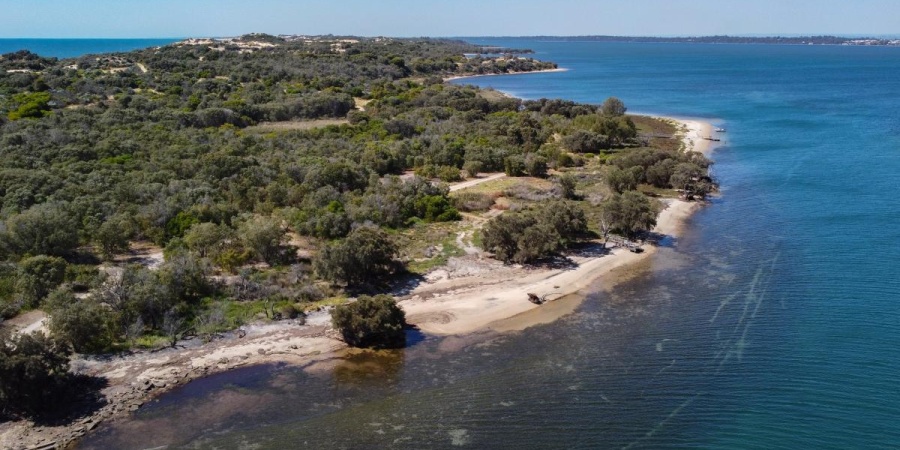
(70, 40, 900, 448)
(0, 39, 180, 58)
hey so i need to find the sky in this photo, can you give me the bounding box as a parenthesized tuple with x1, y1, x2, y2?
(1, 0, 898, 38)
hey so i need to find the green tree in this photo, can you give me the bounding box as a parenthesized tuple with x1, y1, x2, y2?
(598, 191, 659, 240)
(600, 97, 627, 116)
(414, 195, 461, 222)
(183, 222, 233, 258)
(46, 289, 114, 353)
(562, 129, 608, 153)
(158, 251, 213, 306)
(315, 226, 398, 285)
(95, 214, 135, 260)
(556, 172, 578, 199)
(16, 255, 67, 307)
(238, 216, 291, 265)
(606, 166, 641, 193)
(645, 158, 678, 188)
(165, 211, 200, 241)
(331, 294, 406, 348)
(436, 165, 463, 182)
(0, 331, 72, 417)
(0, 203, 79, 258)
(670, 162, 713, 199)
(541, 200, 589, 247)
(479, 201, 586, 264)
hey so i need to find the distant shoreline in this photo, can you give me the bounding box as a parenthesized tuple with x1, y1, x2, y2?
(444, 67, 568, 82)
(463, 35, 900, 47)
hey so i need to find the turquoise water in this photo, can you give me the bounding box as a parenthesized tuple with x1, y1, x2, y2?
(0, 39, 180, 58)
(79, 41, 900, 449)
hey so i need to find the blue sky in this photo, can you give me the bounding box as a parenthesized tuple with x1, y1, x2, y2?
(2, 0, 898, 38)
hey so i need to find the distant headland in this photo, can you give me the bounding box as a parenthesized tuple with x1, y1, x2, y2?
(480, 35, 900, 46)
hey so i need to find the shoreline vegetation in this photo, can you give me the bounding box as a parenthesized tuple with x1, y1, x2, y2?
(0, 35, 719, 448)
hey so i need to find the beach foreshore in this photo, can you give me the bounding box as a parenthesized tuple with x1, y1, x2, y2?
(675, 118, 718, 156)
(401, 196, 701, 336)
(0, 117, 719, 450)
(444, 67, 568, 82)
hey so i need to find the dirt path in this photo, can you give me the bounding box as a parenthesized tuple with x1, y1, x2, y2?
(448, 173, 506, 192)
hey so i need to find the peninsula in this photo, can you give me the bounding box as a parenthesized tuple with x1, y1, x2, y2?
(0, 35, 718, 449)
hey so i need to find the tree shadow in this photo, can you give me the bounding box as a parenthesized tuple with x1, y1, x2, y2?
(567, 242, 612, 258)
(529, 255, 579, 271)
(382, 271, 428, 298)
(24, 373, 109, 427)
(644, 231, 676, 248)
(404, 324, 429, 348)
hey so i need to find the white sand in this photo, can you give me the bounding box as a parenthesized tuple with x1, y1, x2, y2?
(670, 118, 718, 156)
(445, 68, 568, 82)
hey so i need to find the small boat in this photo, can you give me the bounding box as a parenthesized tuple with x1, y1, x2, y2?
(715, 127, 726, 133)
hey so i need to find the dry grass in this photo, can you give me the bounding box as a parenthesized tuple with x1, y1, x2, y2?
(395, 221, 468, 274)
(476, 88, 512, 102)
(631, 115, 681, 152)
(246, 118, 349, 132)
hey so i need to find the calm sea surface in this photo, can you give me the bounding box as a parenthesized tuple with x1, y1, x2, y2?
(74, 40, 900, 449)
(0, 39, 180, 58)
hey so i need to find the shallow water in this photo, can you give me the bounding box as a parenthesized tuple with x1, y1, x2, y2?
(79, 41, 900, 449)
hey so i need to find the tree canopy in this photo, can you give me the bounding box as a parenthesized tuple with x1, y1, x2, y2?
(331, 294, 407, 349)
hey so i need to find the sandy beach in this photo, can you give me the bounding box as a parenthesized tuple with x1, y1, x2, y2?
(674, 118, 718, 156)
(444, 67, 568, 82)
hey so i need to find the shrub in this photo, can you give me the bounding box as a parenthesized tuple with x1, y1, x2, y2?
(462, 160, 484, 178)
(504, 155, 526, 177)
(437, 165, 463, 182)
(556, 173, 578, 200)
(279, 303, 305, 320)
(331, 294, 406, 348)
(452, 192, 494, 212)
(524, 153, 548, 178)
(414, 195, 461, 222)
